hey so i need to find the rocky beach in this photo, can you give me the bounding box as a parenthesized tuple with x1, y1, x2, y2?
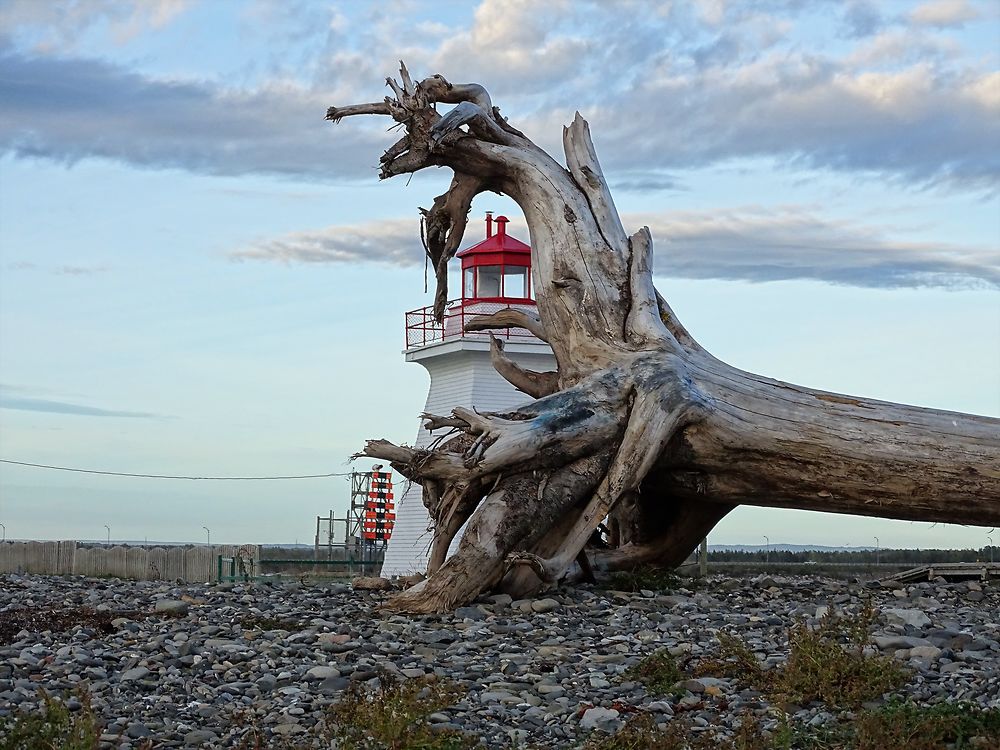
(1, 572, 997, 748)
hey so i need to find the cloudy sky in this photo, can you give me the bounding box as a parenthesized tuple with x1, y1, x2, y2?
(0, 0, 997, 549)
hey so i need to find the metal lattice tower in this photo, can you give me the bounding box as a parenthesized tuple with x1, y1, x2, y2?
(349, 469, 395, 547)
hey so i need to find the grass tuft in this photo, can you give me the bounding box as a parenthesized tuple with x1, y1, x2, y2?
(698, 603, 908, 709)
(854, 700, 1000, 750)
(330, 672, 479, 750)
(581, 702, 1000, 750)
(607, 567, 681, 593)
(579, 714, 677, 750)
(239, 615, 302, 631)
(580, 712, 774, 750)
(623, 649, 685, 696)
(0, 689, 102, 750)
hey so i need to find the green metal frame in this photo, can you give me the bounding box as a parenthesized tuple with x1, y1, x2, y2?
(216, 555, 381, 582)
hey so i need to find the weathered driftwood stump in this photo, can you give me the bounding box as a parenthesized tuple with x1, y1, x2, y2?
(328, 64, 1000, 613)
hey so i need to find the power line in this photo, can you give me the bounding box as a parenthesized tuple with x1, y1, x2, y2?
(0, 459, 354, 481)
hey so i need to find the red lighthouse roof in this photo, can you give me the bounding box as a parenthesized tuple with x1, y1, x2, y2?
(404, 213, 539, 348)
(456, 214, 530, 259)
(456, 213, 533, 304)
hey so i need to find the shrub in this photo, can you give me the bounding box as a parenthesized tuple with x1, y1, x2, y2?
(776, 609, 907, 708)
(698, 604, 908, 709)
(581, 712, 775, 750)
(623, 649, 685, 695)
(854, 700, 1000, 750)
(607, 567, 680, 593)
(329, 672, 479, 749)
(580, 714, 681, 750)
(0, 690, 102, 750)
(239, 615, 302, 631)
(698, 632, 767, 686)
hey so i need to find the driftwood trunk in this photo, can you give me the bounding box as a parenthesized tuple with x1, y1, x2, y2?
(328, 65, 1000, 613)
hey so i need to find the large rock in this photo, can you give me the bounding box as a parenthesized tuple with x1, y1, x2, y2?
(184, 730, 219, 746)
(909, 645, 942, 660)
(154, 600, 189, 616)
(120, 666, 151, 682)
(873, 635, 932, 650)
(305, 665, 340, 681)
(580, 707, 620, 731)
(883, 608, 931, 629)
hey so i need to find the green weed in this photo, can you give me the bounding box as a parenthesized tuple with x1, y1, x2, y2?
(580, 712, 774, 750)
(239, 615, 302, 631)
(581, 702, 1000, 750)
(854, 700, 1000, 750)
(607, 567, 681, 593)
(698, 604, 908, 709)
(780, 604, 907, 708)
(0, 690, 102, 750)
(330, 672, 479, 749)
(623, 649, 686, 695)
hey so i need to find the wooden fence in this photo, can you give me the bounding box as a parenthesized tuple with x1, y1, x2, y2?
(0, 541, 259, 582)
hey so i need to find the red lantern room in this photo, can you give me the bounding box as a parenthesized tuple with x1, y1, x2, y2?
(404, 212, 540, 348)
(457, 213, 533, 303)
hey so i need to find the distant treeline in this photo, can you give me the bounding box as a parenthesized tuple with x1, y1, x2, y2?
(707, 548, 997, 565)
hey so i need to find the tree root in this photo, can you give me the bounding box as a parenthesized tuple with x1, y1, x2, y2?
(331, 63, 1000, 613)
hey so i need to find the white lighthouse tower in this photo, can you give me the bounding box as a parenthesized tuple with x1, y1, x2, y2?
(380, 213, 555, 577)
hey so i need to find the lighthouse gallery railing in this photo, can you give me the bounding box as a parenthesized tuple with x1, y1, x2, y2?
(404, 300, 538, 349)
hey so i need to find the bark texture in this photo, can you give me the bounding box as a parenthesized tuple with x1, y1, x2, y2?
(328, 64, 1000, 613)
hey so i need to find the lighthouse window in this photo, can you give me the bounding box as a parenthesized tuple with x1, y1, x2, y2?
(503, 266, 528, 298)
(477, 266, 503, 297)
(463, 268, 475, 298)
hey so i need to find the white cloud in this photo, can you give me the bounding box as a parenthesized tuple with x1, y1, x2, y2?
(0, 1, 997, 191)
(425, 0, 594, 96)
(908, 0, 981, 28)
(0, 0, 194, 49)
(696, 0, 728, 26)
(230, 218, 425, 266)
(231, 207, 1000, 290)
(0, 50, 387, 180)
(845, 29, 961, 67)
(576, 53, 1000, 190)
(637, 206, 999, 288)
(55, 264, 109, 276)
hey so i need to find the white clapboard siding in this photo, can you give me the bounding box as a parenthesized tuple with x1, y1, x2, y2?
(381, 338, 555, 577)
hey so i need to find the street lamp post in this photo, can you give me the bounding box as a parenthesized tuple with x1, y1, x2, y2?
(104, 525, 111, 545)
(763, 535, 770, 565)
(874, 536, 880, 567)
(203, 526, 211, 546)
(988, 534, 994, 564)
(0, 523, 5, 542)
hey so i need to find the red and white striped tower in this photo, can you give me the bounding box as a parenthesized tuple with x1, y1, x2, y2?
(382, 214, 555, 576)
(362, 469, 395, 544)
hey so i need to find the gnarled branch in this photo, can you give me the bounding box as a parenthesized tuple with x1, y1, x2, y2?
(421, 173, 489, 321)
(330, 64, 1000, 614)
(488, 337, 559, 398)
(464, 308, 549, 342)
